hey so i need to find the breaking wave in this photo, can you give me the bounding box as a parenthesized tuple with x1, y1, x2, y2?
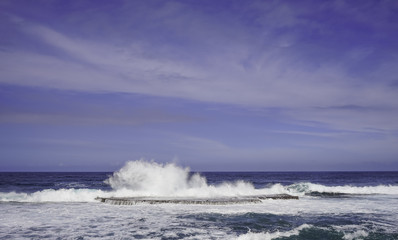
(0, 188, 106, 202)
(236, 224, 312, 240)
(104, 160, 279, 198)
(235, 224, 370, 240)
(287, 182, 398, 196)
(1, 160, 397, 203)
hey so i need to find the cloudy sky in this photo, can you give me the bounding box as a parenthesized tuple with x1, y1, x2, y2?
(1, 0, 398, 171)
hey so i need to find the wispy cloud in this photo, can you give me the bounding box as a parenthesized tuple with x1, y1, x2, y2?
(1, 0, 398, 134)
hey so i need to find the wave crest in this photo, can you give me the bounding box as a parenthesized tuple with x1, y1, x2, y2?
(105, 160, 207, 195)
(287, 182, 398, 196)
(104, 160, 263, 198)
(236, 224, 312, 240)
(1, 160, 398, 203)
(0, 188, 106, 202)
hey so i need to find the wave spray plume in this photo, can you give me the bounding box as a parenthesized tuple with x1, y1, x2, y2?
(1, 160, 398, 202)
(105, 160, 264, 198)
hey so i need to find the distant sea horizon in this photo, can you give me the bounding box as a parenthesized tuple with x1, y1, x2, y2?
(1, 161, 397, 239)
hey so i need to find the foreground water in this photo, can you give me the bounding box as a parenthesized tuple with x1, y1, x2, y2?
(1, 161, 397, 239)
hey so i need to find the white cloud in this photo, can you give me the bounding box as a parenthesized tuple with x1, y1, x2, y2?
(1, 3, 398, 133)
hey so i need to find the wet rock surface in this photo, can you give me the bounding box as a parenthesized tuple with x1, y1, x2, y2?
(95, 194, 298, 205)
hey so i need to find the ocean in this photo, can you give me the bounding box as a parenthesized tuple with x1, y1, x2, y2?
(1, 160, 397, 240)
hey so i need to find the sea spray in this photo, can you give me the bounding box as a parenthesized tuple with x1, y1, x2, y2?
(0, 160, 269, 202)
(1, 170, 398, 239)
(104, 160, 207, 195)
(287, 182, 398, 196)
(1, 160, 398, 203)
(105, 163, 398, 197)
(0, 188, 107, 202)
(104, 160, 262, 198)
(235, 224, 313, 240)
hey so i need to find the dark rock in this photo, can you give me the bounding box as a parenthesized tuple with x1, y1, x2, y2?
(95, 194, 298, 205)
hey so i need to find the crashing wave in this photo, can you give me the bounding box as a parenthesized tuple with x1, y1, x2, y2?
(1, 160, 397, 203)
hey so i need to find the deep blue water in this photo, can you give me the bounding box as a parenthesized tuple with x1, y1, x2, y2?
(202, 171, 398, 188)
(1, 171, 398, 239)
(1, 171, 397, 193)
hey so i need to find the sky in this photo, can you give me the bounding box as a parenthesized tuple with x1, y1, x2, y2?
(1, 0, 398, 171)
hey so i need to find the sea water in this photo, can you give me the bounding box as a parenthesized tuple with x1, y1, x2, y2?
(0, 160, 397, 239)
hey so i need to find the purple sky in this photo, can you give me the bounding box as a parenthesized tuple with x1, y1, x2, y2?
(1, 0, 398, 171)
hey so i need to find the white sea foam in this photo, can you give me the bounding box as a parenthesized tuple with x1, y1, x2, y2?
(105, 160, 209, 196)
(0, 160, 265, 202)
(343, 230, 369, 240)
(287, 182, 398, 195)
(331, 225, 370, 240)
(235, 224, 312, 240)
(105, 160, 398, 197)
(1, 160, 397, 203)
(236, 225, 371, 240)
(0, 188, 107, 202)
(104, 160, 284, 198)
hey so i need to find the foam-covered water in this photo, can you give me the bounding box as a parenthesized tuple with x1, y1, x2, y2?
(1, 160, 398, 239)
